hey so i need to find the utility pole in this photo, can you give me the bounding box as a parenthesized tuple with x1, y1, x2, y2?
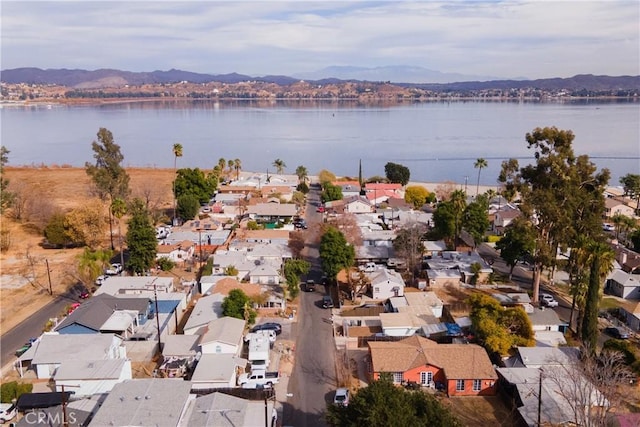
(537, 368, 543, 426)
(45, 259, 53, 295)
(154, 282, 162, 352)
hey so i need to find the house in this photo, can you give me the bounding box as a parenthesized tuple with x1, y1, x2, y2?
(14, 396, 97, 427)
(249, 264, 281, 285)
(20, 333, 126, 379)
(402, 291, 444, 318)
(604, 197, 636, 218)
(246, 203, 297, 222)
(93, 276, 174, 297)
(160, 334, 201, 378)
(89, 379, 192, 427)
(425, 268, 462, 288)
(493, 207, 522, 234)
(54, 359, 132, 397)
(54, 294, 150, 336)
(235, 229, 291, 245)
(605, 270, 640, 299)
(199, 316, 246, 355)
(185, 391, 277, 426)
(367, 269, 405, 300)
(190, 353, 246, 390)
(183, 294, 225, 335)
(379, 312, 425, 336)
(368, 335, 497, 396)
(422, 240, 448, 259)
(343, 196, 373, 213)
(156, 240, 196, 265)
(619, 302, 640, 332)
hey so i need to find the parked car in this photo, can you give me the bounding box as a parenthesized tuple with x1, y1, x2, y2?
(0, 403, 17, 423)
(316, 206, 325, 213)
(333, 388, 350, 406)
(302, 279, 315, 292)
(15, 343, 31, 357)
(251, 322, 282, 335)
(322, 295, 334, 309)
(602, 223, 615, 232)
(79, 291, 90, 299)
(539, 293, 559, 308)
(238, 369, 280, 389)
(105, 263, 123, 276)
(604, 326, 630, 340)
(95, 275, 108, 286)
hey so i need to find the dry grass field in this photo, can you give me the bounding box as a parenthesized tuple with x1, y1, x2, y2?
(0, 166, 177, 333)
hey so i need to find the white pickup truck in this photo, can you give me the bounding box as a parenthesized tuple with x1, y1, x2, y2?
(238, 370, 280, 389)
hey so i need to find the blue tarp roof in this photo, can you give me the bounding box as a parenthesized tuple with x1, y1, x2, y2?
(445, 323, 463, 337)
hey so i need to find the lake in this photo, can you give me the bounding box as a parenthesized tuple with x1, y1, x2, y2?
(1, 99, 639, 186)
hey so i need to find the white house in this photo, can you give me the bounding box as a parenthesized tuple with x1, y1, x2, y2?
(23, 333, 126, 379)
(183, 294, 225, 335)
(156, 240, 196, 265)
(249, 264, 281, 285)
(199, 317, 245, 355)
(190, 354, 245, 390)
(367, 269, 405, 300)
(379, 312, 424, 337)
(344, 196, 373, 214)
(54, 359, 132, 397)
(605, 270, 640, 299)
(93, 276, 174, 296)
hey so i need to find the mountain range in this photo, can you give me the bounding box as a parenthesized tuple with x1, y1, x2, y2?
(1, 66, 639, 91)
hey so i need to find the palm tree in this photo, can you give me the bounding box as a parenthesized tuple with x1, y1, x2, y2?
(227, 159, 235, 177)
(272, 159, 286, 174)
(581, 240, 615, 350)
(474, 158, 488, 197)
(295, 165, 308, 184)
(78, 248, 113, 285)
(233, 158, 242, 181)
(450, 189, 467, 249)
(111, 197, 127, 272)
(172, 143, 183, 224)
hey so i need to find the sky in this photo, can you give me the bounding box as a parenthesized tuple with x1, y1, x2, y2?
(1, 0, 639, 80)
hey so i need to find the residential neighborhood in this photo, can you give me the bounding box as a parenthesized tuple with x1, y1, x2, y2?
(1, 164, 640, 427)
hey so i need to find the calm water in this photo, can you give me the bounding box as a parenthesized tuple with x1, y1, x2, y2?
(2, 100, 639, 185)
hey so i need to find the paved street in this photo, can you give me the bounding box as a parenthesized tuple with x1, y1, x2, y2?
(282, 187, 337, 427)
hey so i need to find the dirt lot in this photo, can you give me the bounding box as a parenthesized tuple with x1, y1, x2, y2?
(0, 166, 176, 334)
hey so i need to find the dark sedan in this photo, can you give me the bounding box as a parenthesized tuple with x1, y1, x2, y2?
(604, 326, 630, 340)
(251, 322, 282, 335)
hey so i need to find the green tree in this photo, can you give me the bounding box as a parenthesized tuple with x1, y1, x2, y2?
(222, 289, 255, 323)
(321, 182, 343, 203)
(1, 381, 33, 404)
(295, 165, 308, 184)
(384, 162, 410, 186)
(272, 158, 286, 174)
(404, 186, 429, 209)
(283, 258, 310, 300)
(581, 241, 615, 350)
(326, 374, 462, 427)
(296, 182, 309, 194)
(224, 265, 239, 276)
(174, 168, 217, 205)
(474, 158, 488, 197)
(44, 212, 73, 247)
(495, 217, 536, 280)
(156, 257, 175, 272)
(431, 201, 456, 244)
(320, 226, 355, 280)
(77, 248, 113, 285)
(176, 194, 200, 220)
(619, 173, 640, 212)
(0, 146, 14, 213)
(85, 128, 131, 250)
(499, 126, 609, 303)
(468, 293, 534, 355)
(125, 198, 157, 275)
(172, 143, 183, 224)
(462, 200, 489, 247)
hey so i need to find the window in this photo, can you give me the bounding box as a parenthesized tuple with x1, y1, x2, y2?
(420, 371, 432, 385)
(456, 379, 465, 391)
(473, 379, 481, 392)
(393, 372, 404, 383)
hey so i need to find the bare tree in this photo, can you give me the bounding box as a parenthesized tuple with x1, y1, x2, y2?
(329, 213, 363, 247)
(544, 346, 634, 426)
(345, 267, 370, 301)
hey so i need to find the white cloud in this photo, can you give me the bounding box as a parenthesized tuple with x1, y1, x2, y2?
(1, 0, 638, 78)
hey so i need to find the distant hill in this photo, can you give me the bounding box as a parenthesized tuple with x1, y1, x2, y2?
(1, 67, 638, 91)
(292, 65, 500, 84)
